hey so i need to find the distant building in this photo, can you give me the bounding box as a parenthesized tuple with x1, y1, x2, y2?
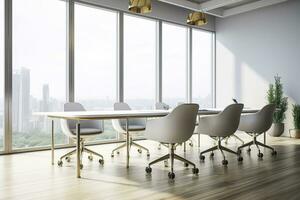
(12, 68, 30, 133)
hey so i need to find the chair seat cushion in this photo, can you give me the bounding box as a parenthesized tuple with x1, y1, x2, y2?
(70, 128, 103, 136)
(121, 125, 145, 131)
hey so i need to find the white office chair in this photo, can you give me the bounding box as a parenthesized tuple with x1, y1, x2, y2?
(237, 104, 277, 158)
(155, 102, 170, 151)
(58, 102, 104, 168)
(145, 104, 199, 179)
(199, 104, 244, 166)
(111, 102, 150, 157)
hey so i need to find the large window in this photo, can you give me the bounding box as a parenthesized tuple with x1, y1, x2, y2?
(124, 14, 156, 109)
(0, 0, 4, 150)
(74, 4, 117, 141)
(192, 29, 213, 108)
(162, 23, 188, 108)
(12, 0, 67, 149)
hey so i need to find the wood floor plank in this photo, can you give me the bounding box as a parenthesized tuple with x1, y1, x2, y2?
(1, 134, 300, 200)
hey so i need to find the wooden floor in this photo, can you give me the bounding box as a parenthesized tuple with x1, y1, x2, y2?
(1, 134, 300, 200)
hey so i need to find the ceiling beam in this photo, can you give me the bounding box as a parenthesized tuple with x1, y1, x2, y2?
(198, 0, 244, 11)
(223, 0, 288, 17)
(157, 0, 199, 11)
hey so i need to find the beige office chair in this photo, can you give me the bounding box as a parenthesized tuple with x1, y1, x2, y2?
(199, 104, 244, 166)
(58, 102, 104, 168)
(237, 104, 277, 158)
(145, 104, 199, 179)
(111, 102, 150, 157)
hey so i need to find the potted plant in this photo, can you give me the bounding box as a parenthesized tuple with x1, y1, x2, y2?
(267, 75, 288, 137)
(290, 104, 300, 138)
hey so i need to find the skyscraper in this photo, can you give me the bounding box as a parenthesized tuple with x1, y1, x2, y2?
(12, 68, 30, 132)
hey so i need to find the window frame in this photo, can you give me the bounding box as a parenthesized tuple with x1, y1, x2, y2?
(1, 0, 215, 154)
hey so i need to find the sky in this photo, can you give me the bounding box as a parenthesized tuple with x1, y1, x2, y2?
(2, 0, 213, 103)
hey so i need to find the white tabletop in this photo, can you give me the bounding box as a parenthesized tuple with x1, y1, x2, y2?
(34, 108, 259, 120)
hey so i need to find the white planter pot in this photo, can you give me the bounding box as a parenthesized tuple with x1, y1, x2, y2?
(268, 123, 284, 137)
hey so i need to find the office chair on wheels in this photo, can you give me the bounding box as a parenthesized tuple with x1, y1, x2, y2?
(58, 102, 104, 168)
(237, 104, 277, 158)
(199, 104, 244, 166)
(145, 104, 199, 179)
(111, 102, 150, 158)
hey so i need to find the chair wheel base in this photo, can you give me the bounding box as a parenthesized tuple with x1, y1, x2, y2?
(222, 160, 228, 166)
(57, 160, 63, 167)
(164, 160, 169, 167)
(200, 155, 205, 161)
(192, 168, 199, 174)
(145, 167, 152, 174)
(258, 152, 263, 158)
(65, 157, 71, 162)
(99, 159, 104, 165)
(238, 157, 243, 162)
(168, 172, 175, 179)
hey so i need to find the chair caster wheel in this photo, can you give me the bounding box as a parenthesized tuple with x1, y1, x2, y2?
(138, 149, 142, 154)
(184, 163, 189, 167)
(192, 168, 199, 174)
(116, 151, 120, 155)
(189, 143, 193, 147)
(210, 152, 214, 157)
(200, 155, 205, 161)
(147, 153, 150, 157)
(164, 160, 169, 167)
(65, 157, 71, 162)
(258, 152, 263, 158)
(145, 167, 152, 174)
(80, 164, 83, 169)
(168, 172, 175, 179)
(99, 159, 104, 165)
(237, 149, 242, 155)
(57, 160, 63, 167)
(88, 155, 93, 161)
(237, 157, 243, 162)
(272, 151, 277, 156)
(111, 154, 114, 158)
(222, 160, 228, 166)
(247, 148, 251, 152)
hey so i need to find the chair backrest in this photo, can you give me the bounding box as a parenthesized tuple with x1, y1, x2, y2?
(158, 104, 199, 143)
(204, 104, 244, 137)
(60, 102, 103, 137)
(112, 102, 146, 133)
(239, 104, 275, 133)
(155, 102, 170, 110)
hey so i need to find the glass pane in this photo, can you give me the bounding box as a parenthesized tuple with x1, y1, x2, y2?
(75, 4, 117, 141)
(192, 29, 213, 108)
(12, 0, 67, 149)
(124, 14, 156, 110)
(162, 23, 187, 108)
(0, 0, 4, 151)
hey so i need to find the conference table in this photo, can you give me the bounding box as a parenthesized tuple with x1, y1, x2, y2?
(36, 108, 259, 178)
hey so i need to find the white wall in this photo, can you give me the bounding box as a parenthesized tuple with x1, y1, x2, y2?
(80, 0, 215, 31)
(216, 0, 300, 136)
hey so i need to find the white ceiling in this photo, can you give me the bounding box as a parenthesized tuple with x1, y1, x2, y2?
(157, 0, 289, 18)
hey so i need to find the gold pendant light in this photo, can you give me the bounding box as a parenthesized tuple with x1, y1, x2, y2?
(187, 12, 208, 26)
(129, 0, 152, 14)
